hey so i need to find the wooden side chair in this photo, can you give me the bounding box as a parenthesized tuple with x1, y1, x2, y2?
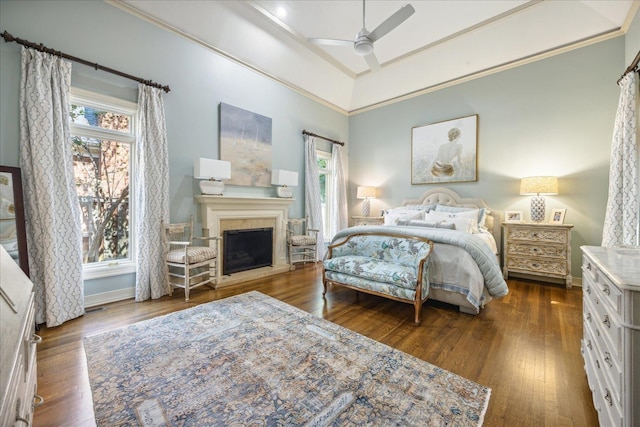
(287, 217, 319, 269)
(162, 216, 220, 302)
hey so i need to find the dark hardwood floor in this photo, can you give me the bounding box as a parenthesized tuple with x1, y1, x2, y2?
(33, 264, 598, 426)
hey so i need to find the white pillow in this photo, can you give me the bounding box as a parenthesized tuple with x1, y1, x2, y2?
(424, 210, 479, 233)
(384, 209, 424, 226)
(435, 205, 490, 230)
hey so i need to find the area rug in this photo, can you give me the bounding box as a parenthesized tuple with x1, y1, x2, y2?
(84, 291, 490, 426)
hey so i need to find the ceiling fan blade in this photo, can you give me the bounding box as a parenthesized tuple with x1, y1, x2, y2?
(368, 3, 415, 43)
(308, 38, 354, 47)
(364, 52, 381, 71)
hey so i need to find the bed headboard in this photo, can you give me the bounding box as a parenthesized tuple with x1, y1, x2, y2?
(401, 187, 503, 256)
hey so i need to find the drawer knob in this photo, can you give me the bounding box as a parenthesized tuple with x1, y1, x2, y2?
(586, 313, 592, 322)
(587, 340, 592, 350)
(603, 315, 611, 329)
(586, 285, 591, 295)
(604, 388, 613, 406)
(587, 263, 592, 271)
(604, 352, 613, 367)
(602, 283, 610, 296)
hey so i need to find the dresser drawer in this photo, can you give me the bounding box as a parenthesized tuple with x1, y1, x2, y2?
(506, 226, 568, 244)
(506, 256, 567, 276)
(507, 243, 566, 259)
(582, 257, 623, 316)
(583, 315, 623, 402)
(584, 292, 623, 366)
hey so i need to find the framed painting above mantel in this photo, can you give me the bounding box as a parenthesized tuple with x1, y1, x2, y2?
(219, 103, 272, 188)
(411, 114, 478, 184)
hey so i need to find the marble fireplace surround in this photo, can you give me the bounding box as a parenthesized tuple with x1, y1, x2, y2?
(196, 195, 294, 287)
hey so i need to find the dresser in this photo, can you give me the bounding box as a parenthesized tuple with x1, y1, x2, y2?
(1, 246, 42, 426)
(581, 246, 639, 427)
(351, 216, 384, 226)
(502, 222, 574, 288)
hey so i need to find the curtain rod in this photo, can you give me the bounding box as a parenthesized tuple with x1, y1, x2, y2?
(617, 49, 640, 85)
(302, 130, 345, 146)
(1, 30, 171, 93)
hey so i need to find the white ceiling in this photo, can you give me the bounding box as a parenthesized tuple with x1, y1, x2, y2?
(115, 0, 638, 113)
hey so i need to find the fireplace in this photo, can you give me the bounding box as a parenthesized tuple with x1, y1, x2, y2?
(196, 195, 293, 287)
(223, 228, 273, 275)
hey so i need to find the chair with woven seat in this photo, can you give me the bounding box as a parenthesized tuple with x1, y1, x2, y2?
(287, 217, 319, 269)
(162, 216, 220, 302)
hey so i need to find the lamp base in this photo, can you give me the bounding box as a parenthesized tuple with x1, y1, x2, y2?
(530, 196, 545, 222)
(200, 179, 224, 195)
(361, 198, 371, 217)
(276, 186, 293, 198)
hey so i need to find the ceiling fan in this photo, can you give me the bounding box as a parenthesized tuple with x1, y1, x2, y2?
(308, 0, 415, 71)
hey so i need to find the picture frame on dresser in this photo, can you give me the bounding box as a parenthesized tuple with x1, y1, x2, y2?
(504, 210, 523, 223)
(549, 208, 566, 224)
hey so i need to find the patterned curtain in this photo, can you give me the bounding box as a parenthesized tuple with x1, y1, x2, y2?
(304, 134, 325, 260)
(602, 73, 639, 247)
(19, 47, 85, 327)
(331, 145, 348, 236)
(135, 84, 170, 301)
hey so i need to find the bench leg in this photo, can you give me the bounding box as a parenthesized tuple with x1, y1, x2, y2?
(414, 301, 422, 325)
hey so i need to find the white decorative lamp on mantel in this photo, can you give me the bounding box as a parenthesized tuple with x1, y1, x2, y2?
(520, 176, 558, 222)
(194, 158, 231, 196)
(356, 186, 377, 217)
(271, 169, 298, 198)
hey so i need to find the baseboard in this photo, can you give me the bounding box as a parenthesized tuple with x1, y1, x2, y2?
(572, 276, 582, 287)
(85, 287, 135, 308)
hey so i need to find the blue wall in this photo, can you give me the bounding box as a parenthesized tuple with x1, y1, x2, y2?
(0, 0, 348, 298)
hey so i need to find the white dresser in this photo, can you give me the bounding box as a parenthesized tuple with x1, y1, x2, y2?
(0, 246, 42, 426)
(581, 246, 639, 427)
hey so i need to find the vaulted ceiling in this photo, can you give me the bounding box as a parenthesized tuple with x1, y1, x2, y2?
(116, 0, 638, 113)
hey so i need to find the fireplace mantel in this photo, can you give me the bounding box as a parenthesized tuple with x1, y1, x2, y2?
(196, 195, 294, 287)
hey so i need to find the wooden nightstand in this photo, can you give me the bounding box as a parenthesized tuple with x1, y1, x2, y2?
(502, 222, 574, 288)
(351, 216, 384, 226)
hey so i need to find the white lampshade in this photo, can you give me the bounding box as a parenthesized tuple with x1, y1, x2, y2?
(271, 169, 298, 187)
(194, 158, 231, 180)
(356, 186, 377, 199)
(520, 176, 558, 195)
(194, 158, 231, 196)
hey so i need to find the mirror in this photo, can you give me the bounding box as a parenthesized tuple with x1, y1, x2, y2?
(0, 166, 29, 277)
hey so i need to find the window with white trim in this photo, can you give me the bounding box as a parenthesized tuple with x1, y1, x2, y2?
(69, 88, 137, 279)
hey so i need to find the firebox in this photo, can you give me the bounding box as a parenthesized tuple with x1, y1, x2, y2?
(223, 227, 273, 275)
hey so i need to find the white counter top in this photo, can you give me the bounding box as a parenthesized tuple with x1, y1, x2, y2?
(581, 245, 640, 290)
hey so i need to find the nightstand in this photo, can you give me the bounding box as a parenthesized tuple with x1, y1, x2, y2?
(502, 222, 574, 288)
(351, 216, 384, 226)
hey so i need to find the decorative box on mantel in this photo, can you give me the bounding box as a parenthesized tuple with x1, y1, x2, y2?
(195, 195, 293, 287)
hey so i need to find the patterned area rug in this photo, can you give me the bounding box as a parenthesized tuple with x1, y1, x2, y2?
(84, 291, 490, 426)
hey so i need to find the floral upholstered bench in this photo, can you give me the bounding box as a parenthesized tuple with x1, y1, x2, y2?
(322, 232, 433, 324)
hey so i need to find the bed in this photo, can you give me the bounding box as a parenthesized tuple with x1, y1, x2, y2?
(332, 187, 508, 314)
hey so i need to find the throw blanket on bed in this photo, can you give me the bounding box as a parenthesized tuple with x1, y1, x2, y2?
(330, 225, 509, 299)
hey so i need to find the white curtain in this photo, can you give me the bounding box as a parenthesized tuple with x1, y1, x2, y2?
(19, 47, 85, 327)
(304, 134, 325, 260)
(602, 73, 639, 247)
(331, 145, 348, 235)
(135, 84, 170, 301)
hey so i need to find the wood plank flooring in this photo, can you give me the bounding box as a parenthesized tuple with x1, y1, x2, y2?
(32, 264, 598, 426)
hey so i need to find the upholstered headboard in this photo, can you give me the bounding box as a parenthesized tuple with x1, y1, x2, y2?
(401, 187, 503, 256)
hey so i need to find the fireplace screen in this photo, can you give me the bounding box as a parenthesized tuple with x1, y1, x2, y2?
(223, 227, 273, 275)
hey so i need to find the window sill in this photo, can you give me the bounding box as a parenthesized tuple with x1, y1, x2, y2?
(83, 262, 136, 280)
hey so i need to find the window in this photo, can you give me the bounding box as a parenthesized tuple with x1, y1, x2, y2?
(69, 88, 137, 279)
(317, 150, 333, 240)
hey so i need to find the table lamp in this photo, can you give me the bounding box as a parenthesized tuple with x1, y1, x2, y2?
(271, 169, 298, 198)
(194, 158, 231, 195)
(520, 176, 558, 222)
(356, 186, 377, 216)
